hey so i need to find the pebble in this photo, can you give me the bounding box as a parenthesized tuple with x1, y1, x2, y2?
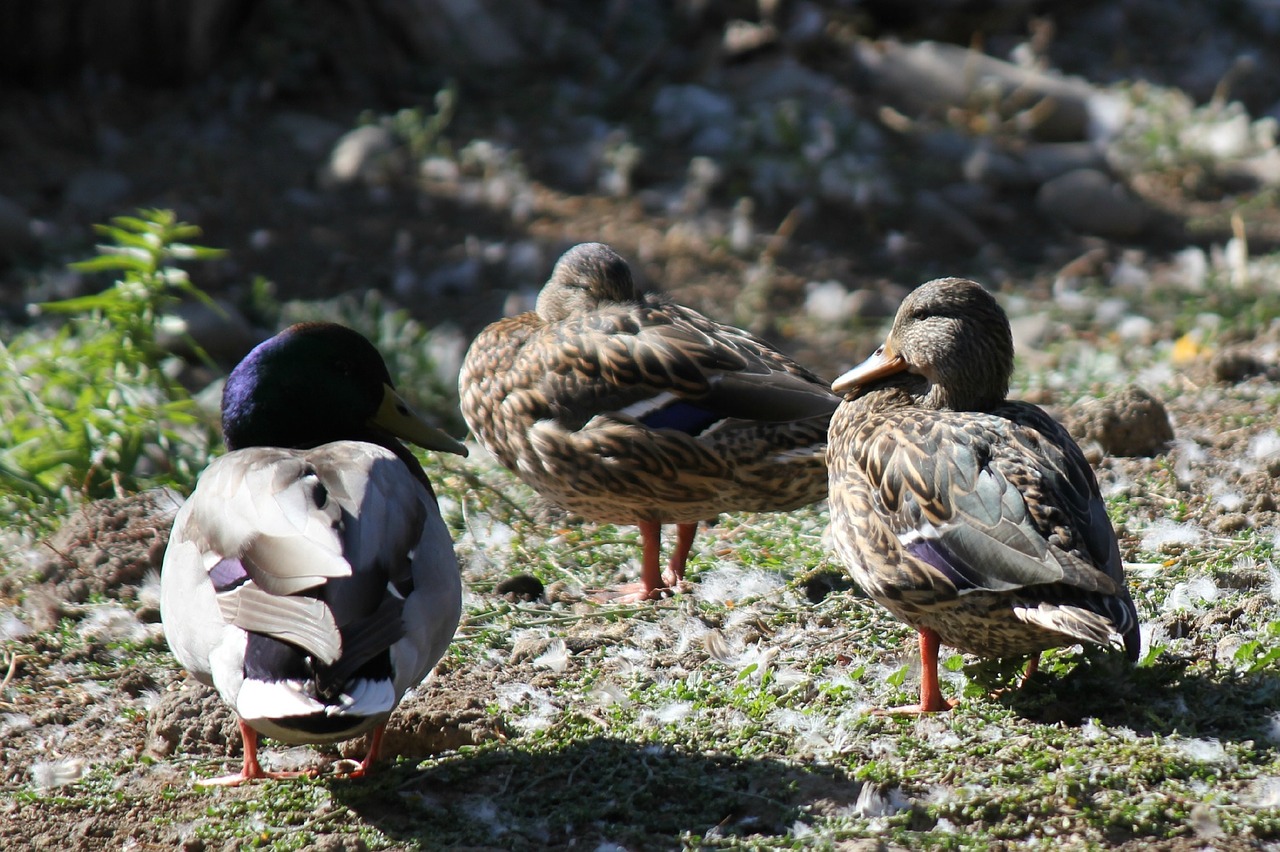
(1212, 347, 1277, 383)
(495, 573, 544, 602)
(854, 38, 1095, 142)
(1020, 142, 1105, 183)
(269, 111, 346, 156)
(320, 125, 404, 188)
(1035, 168, 1148, 238)
(651, 85, 737, 151)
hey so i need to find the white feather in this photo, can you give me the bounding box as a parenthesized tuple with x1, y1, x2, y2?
(617, 391, 679, 420)
(235, 678, 326, 720)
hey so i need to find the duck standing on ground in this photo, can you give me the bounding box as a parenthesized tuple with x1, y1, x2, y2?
(162, 322, 468, 784)
(826, 278, 1140, 712)
(460, 242, 840, 601)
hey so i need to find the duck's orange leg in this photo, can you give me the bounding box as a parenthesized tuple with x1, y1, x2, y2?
(637, 519, 667, 598)
(1020, 653, 1041, 687)
(874, 628, 958, 715)
(591, 520, 672, 602)
(197, 719, 317, 786)
(338, 723, 386, 779)
(662, 522, 698, 587)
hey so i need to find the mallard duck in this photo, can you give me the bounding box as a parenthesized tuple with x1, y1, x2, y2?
(459, 242, 840, 601)
(161, 322, 468, 784)
(826, 278, 1140, 713)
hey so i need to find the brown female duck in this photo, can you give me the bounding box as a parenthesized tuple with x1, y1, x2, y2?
(460, 242, 840, 601)
(826, 277, 1140, 712)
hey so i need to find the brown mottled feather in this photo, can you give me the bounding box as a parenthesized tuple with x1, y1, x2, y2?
(460, 243, 839, 594)
(828, 278, 1140, 673)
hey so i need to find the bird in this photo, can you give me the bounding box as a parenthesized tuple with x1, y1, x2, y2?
(161, 322, 468, 784)
(825, 277, 1140, 713)
(459, 242, 840, 601)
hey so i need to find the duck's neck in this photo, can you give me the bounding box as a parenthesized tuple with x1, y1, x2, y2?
(850, 373, 1002, 413)
(365, 426, 435, 493)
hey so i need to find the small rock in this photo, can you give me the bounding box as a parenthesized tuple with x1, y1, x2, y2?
(963, 142, 1031, 188)
(118, 666, 159, 698)
(1020, 142, 1106, 183)
(854, 39, 1096, 142)
(1212, 346, 1277, 382)
(510, 634, 555, 663)
(494, 573, 544, 602)
(651, 85, 737, 152)
(913, 190, 986, 250)
(269, 112, 346, 156)
(723, 19, 778, 55)
(804, 280, 857, 324)
(1064, 385, 1174, 457)
(1008, 312, 1052, 352)
(306, 836, 368, 852)
(64, 169, 132, 212)
(1036, 168, 1148, 238)
(320, 125, 404, 189)
(800, 569, 855, 604)
(1212, 514, 1251, 534)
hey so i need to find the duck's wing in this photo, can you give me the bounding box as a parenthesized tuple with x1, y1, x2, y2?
(161, 443, 459, 717)
(535, 299, 840, 433)
(854, 404, 1139, 652)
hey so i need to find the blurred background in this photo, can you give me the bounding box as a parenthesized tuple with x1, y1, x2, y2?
(2, 0, 1279, 383)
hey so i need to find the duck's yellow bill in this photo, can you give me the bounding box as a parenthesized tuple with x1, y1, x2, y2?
(373, 384, 468, 456)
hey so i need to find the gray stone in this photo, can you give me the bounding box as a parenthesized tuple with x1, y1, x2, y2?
(913, 190, 985, 249)
(1035, 168, 1148, 238)
(652, 85, 737, 144)
(1020, 142, 1105, 183)
(269, 112, 346, 156)
(963, 142, 1031, 188)
(853, 39, 1097, 142)
(64, 169, 132, 211)
(1008, 312, 1052, 352)
(320, 125, 404, 188)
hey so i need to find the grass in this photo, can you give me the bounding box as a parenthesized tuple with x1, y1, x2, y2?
(0, 210, 220, 535)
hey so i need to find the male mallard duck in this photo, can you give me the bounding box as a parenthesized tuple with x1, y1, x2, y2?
(826, 278, 1140, 713)
(460, 242, 840, 601)
(161, 322, 468, 784)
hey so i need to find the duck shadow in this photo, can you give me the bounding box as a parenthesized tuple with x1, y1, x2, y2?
(981, 647, 1280, 743)
(331, 736, 866, 850)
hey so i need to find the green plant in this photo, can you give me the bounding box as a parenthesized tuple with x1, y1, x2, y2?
(0, 209, 222, 528)
(372, 81, 458, 162)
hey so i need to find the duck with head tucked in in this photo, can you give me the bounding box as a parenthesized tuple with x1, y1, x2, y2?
(826, 277, 1140, 713)
(459, 242, 840, 601)
(161, 322, 468, 784)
